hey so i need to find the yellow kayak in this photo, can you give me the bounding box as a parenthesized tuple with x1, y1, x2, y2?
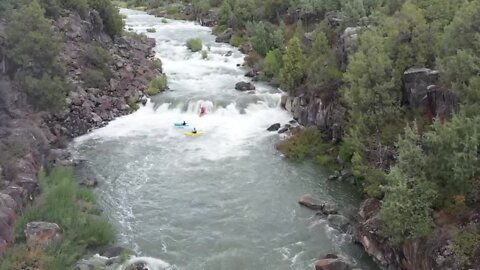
(184, 132, 206, 136)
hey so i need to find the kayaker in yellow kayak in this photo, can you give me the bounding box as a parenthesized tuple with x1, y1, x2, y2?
(192, 128, 197, 134)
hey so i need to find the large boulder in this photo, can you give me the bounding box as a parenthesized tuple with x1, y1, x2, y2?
(25, 222, 62, 248)
(359, 198, 380, 220)
(215, 28, 233, 43)
(403, 68, 439, 109)
(267, 123, 281, 131)
(337, 27, 365, 71)
(235, 81, 256, 91)
(327, 214, 350, 233)
(298, 194, 338, 214)
(315, 258, 353, 270)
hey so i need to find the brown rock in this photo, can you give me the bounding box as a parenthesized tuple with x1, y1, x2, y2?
(25, 222, 62, 248)
(315, 258, 353, 270)
(359, 198, 380, 220)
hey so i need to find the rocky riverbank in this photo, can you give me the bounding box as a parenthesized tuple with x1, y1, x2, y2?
(0, 7, 163, 258)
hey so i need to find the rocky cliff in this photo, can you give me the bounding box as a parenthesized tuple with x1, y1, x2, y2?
(0, 8, 162, 256)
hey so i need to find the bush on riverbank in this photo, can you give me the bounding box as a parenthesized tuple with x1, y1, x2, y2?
(147, 74, 168, 95)
(277, 129, 327, 161)
(0, 166, 115, 270)
(186, 38, 203, 52)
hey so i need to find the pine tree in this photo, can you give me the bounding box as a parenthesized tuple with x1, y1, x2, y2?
(306, 30, 341, 86)
(280, 37, 305, 91)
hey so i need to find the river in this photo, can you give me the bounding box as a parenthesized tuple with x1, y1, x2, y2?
(72, 9, 378, 270)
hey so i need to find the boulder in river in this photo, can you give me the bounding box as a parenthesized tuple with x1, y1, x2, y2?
(315, 258, 353, 270)
(215, 28, 233, 43)
(235, 81, 255, 91)
(299, 194, 338, 214)
(245, 69, 257, 78)
(327, 214, 351, 233)
(25, 222, 62, 248)
(267, 123, 281, 131)
(225, 51, 233, 57)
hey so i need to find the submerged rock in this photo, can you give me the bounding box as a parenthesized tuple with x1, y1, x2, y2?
(267, 123, 281, 131)
(327, 214, 350, 233)
(298, 194, 338, 214)
(25, 222, 62, 248)
(235, 81, 255, 91)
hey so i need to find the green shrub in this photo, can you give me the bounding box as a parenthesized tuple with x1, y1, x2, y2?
(124, 30, 147, 40)
(229, 35, 244, 47)
(454, 224, 480, 266)
(147, 74, 168, 95)
(18, 73, 68, 112)
(213, 24, 227, 35)
(87, 0, 124, 38)
(0, 167, 116, 270)
(186, 38, 203, 52)
(81, 68, 109, 88)
(153, 58, 162, 71)
(316, 154, 337, 169)
(86, 43, 112, 76)
(166, 5, 180, 15)
(276, 128, 328, 161)
(201, 50, 208, 59)
(127, 95, 140, 111)
(338, 141, 354, 164)
(146, 27, 156, 33)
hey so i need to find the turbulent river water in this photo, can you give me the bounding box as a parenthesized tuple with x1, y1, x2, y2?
(72, 9, 378, 270)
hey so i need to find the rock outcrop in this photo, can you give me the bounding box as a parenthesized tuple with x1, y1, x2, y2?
(25, 222, 62, 248)
(354, 198, 461, 270)
(215, 28, 233, 43)
(0, 8, 162, 257)
(337, 27, 365, 71)
(47, 11, 162, 138)
(281, 88, 344, 142)
(403, 67, 457, 119)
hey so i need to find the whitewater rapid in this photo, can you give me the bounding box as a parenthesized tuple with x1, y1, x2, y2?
(72, 9, 378, 270)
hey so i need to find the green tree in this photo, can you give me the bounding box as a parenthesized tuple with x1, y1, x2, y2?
(380, 124, 437, 245)
(437, 0, 480, 108)
(263, 49, 283, 78)
(341, 0, 366, 26)
(88, 0, 124, 38)
(251, 22, 271, 56)
(6, 0, 62, 73)
(306, 30, 342, 86)
(280, 37, 305, 91)
(18, 73, 68, 111)
(219, 0, 233, 25)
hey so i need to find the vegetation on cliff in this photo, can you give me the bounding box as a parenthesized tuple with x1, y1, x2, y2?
(131, 0, 480, 265)
(3, 0, 124, 113)
(0, 167, 115, 270)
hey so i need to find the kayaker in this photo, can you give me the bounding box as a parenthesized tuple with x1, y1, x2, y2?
(182, 121, 187, 126)
(192, 128, 197, 134)
(199, 106, 206, 117)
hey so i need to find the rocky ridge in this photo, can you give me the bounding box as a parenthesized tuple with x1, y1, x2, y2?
(0, 8, 162, 256)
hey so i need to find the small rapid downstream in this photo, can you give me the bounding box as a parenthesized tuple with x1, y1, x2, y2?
(72, 9, 377, 270)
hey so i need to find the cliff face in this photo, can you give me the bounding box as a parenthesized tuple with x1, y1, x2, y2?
(0, 8, 161, 256)
(281, 87, 345, 142)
